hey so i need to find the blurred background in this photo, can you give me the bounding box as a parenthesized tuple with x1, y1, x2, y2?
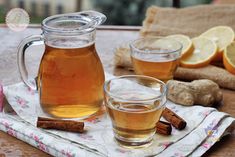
(0, 0, 219, 25)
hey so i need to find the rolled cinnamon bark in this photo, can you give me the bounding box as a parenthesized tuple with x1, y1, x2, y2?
(162, 108, 187, 130)
(37, 117, 84, 133)
(156, 121, 172, 135)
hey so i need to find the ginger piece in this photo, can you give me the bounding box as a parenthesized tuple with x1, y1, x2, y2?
(167, 79, 223, 107)
(174, 65, 235, 90)
(114, 44, 132, 69)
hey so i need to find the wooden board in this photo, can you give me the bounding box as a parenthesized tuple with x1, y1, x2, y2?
(0, 26, 234, 156)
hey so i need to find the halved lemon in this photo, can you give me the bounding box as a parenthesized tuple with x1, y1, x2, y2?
(180, 37, 218, 68)
(223, 41, 235, 74)
(200, 26, 235, 61)
(166, 34, 194, 58)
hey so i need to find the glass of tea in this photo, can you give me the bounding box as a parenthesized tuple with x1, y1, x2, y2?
(130, 37, 182, 82)
(104, 75, 167, 148)
(17, 11, 106, 118)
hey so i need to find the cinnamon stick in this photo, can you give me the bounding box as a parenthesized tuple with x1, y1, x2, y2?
(37, 117, 84, 133)
(162, 108, 187, 130)
(156, 121, 172, 135)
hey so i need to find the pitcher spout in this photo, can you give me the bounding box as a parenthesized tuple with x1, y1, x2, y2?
(78, 10, 107, 27)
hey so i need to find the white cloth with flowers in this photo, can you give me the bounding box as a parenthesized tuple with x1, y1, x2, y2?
(0, 73, 234, 157)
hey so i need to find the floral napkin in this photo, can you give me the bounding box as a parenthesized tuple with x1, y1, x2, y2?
(0, 73, 234, 157)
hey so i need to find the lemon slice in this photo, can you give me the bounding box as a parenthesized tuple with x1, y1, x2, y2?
(223, 41, 235, 74)
(166, 34, 194, 57)
(200, 26, 235, 60)
(180, 37, 218, 68)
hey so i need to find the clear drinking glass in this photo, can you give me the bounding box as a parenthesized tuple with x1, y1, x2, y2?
(104, 75, 167, 148)
(130, 37, 182, 82)
(17, 11, 106, 118)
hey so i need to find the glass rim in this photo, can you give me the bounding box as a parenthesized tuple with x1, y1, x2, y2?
(42, 13, 95, 35)
(129, 37, 183, 55)
(103, 75, 167, 103)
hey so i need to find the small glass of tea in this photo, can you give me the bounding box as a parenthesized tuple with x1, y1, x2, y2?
(130, 37, 182, 82)
(104, 75, 167, 148)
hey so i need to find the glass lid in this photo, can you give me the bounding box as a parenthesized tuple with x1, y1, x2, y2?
(42, 11, 106, 35)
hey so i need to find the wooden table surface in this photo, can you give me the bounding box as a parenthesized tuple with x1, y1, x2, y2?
(0, 25, 234, 157)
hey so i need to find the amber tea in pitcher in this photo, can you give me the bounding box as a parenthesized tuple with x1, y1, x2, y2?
(37, 44, 104, 118)
(18, 11, 106, 118)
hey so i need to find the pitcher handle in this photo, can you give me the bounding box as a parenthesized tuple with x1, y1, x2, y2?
(17, 35, 44, 90)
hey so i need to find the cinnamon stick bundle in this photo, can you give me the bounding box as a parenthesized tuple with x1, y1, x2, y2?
(156, 121, 172, 135)
(162, 108, 187, 130)
(37, 117, 84, 133)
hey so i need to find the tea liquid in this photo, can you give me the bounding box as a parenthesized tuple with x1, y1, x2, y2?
(106, 100, 163, 146)
(37, 43, 104, 118)
(131, 56, 179, 82)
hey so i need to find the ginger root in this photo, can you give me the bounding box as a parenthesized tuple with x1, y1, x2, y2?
(167, 79, 223, 107)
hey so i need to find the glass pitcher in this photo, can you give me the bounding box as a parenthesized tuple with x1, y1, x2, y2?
(17, 11, 106, 118)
